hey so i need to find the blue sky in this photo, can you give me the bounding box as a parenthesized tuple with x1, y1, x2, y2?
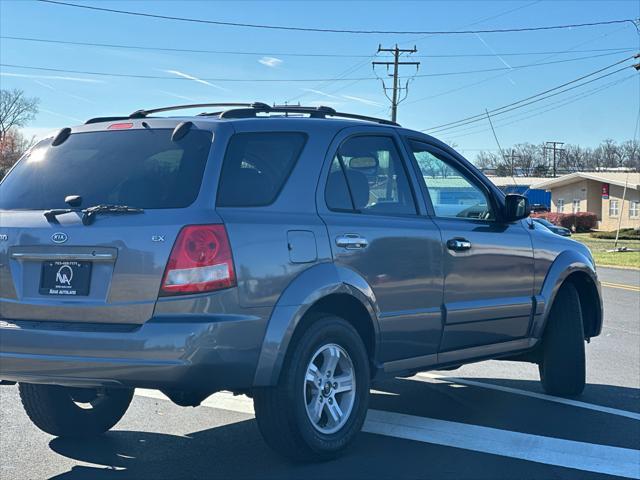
(1, 0, 638, 159)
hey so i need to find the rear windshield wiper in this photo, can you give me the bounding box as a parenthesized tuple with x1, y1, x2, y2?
(44, 208, 76, 224)
(44, 204, 144, 225)
(81, 204, 144, 225)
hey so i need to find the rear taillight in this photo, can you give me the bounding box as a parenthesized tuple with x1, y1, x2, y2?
(160, 224, 236, 296)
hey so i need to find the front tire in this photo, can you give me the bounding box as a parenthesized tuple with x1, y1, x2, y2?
(253, 315, 370, 462)
(19, 383, 133, 437)
(538, 282, 586, 397)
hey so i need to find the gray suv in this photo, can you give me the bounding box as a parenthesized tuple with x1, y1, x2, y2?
(0, 103, 602, 461)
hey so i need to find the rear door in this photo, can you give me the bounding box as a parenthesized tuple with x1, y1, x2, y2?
(317, 127, 444, 364)
(404, 139, 535, 353)
(0, 123, 217, 324)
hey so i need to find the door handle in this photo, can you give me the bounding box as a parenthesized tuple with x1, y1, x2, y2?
(336, 234, 368, 250)
(447, 238, 472, 251)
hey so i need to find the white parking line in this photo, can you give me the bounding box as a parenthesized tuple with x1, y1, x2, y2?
(415, 373, 640, 421)
(135, 389, 640, 479)
(365, 410, 640, 479)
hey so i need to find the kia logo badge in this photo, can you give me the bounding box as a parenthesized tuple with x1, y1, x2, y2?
(51, 232, 68, 244)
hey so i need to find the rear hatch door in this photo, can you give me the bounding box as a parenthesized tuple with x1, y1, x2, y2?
(0, 122, 218, 324)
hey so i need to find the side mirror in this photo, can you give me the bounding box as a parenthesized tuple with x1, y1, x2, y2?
(503, 194, 530, 222)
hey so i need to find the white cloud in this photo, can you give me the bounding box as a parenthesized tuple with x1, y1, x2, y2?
(302, 88, 339, 99)
(164, 70, 229, 91)
(32, 80, 96, 104)
(39, 108, 83, 123)
(341, 95, 384, 107)
(258, 56, 283, 68)
(154, 90, 200, 102)
(0, 72, 103, 83)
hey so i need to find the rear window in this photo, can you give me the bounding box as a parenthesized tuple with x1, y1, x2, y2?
(0, 128, 213, 210)
(216, 132, 307, 207)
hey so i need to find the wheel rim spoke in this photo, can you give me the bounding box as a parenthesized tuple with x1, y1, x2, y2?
(325, 400, 343, 425)
(322, 346, 341, 376)
(309, 394, 324, 423)
(305, 363, 321, 387)
(333, 373, 354, 394)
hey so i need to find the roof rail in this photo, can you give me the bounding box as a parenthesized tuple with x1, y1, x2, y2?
(215, 104, 399, 126)
(128, 102, 270, 119)
(84, 102, 398, 126)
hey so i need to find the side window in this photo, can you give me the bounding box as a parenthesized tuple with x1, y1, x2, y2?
(325, 135, 417, 216)
(408, 140, 495, 221)
(217, 132, 307, 207)
(325, 156, 354, 211)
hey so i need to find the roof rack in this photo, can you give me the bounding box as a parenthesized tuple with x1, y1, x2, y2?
(212, 104, 399, 126)
(128, 102, 270, 119)
(84, 102, 399, 126)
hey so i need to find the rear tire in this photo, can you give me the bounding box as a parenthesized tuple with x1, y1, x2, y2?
(253, 315, 370, 462)
(538, 282, 586, 397)
(19, 383, 133, 437)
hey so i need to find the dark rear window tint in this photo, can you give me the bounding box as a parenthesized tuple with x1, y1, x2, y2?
(216, 132, 307, 207)
(0, 129, 212, 210)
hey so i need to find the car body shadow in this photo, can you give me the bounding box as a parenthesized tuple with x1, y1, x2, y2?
(46, 377, 639, 479)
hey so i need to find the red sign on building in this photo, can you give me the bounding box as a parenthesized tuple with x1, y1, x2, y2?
(602, 183, 609, 199)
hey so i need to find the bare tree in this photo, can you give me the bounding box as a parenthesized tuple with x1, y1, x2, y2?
(474, 139, 639, 175)
(620, 140, 640, 170)
(0, 129, 35, 177)
(0, 89, 39, 141)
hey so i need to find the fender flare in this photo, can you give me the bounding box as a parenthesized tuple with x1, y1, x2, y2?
(531, 249, 602, 339)
(252, 262, 380, 386)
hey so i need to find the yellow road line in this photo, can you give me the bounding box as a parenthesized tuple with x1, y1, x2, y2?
(600, 281, 640, 292)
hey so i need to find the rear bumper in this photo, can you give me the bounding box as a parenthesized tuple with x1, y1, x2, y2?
(0, 314, 266, 391)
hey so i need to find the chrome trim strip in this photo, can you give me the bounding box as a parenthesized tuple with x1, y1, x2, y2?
(10, 252, 116, 262)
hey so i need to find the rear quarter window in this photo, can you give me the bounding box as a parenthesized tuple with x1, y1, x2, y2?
(216, 132, 307, 207)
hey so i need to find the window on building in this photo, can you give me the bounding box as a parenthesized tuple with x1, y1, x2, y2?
(572, 199, 581, 213)
(630, 200, 639, 219)
(556, 199, 564, 213)
(609, 199, 619, 217)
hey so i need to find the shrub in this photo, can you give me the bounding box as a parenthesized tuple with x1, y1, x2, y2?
(531, 212, 598, 233)
(590, 228, 640, 240)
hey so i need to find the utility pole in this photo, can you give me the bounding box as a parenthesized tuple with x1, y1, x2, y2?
(544, 141, 565, 177)
(505, 149, 521, 177)
(372, 45, 420, 123)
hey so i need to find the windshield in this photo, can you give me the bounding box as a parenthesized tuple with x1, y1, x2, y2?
(0, 128, 213, 210)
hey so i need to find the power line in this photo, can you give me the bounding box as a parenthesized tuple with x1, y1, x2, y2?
(440, 74, 636, 140)
(422, 55, 637, 133)
(0, 35, 372, 58)
(427, 65, 632, 134)
(403, 22, 637, 108)
(1, 52, 630, 84)
(36, 0, 638, 36)
(2, 35, 633, 58)
(447, 74, 636, 137)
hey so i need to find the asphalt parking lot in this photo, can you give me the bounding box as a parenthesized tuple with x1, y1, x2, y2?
(1, 266, 638, 480)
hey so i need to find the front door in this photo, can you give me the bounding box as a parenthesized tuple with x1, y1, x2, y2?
(318, 129, 444, 364)
(405, 139, 535, 353)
